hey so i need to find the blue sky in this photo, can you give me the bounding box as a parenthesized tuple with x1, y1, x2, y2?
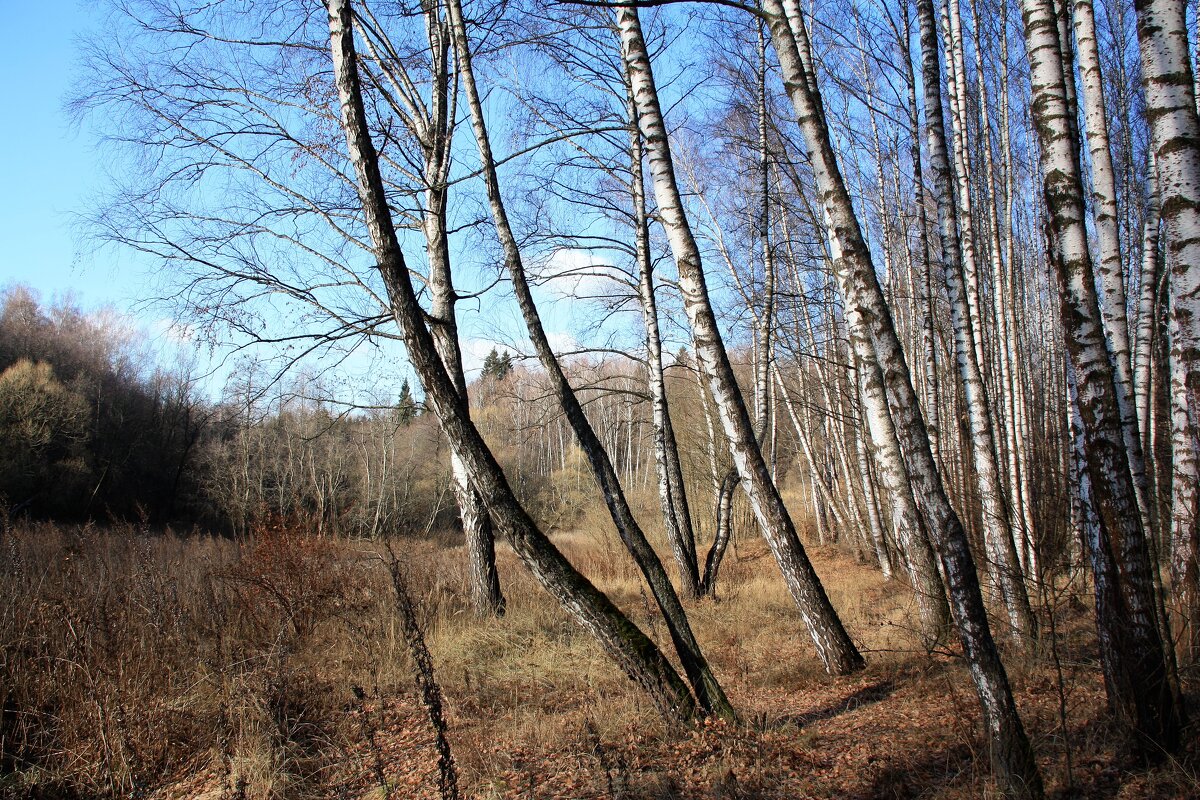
(0, 1, 139, 311)
(0, 0, 657, 401)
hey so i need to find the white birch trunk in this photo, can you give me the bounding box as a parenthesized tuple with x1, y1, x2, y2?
(327, 0, 697, 721)
(616, 4, 863, 675)
(917, 0, 1038, 642)
(1021, 0, 1184, 750)
(1073, 0, 1154, 536)
(1134, 0, 1200, 672)
(762, 3, 1043, 792)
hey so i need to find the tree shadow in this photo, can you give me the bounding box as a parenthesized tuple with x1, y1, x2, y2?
(775, 679, 898, 730)
(856, 743, 977, 799)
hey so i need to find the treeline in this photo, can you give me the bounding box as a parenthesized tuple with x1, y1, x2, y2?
(2, 287, 757, 540)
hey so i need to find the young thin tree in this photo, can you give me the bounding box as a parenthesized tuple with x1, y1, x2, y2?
(616, 2, 864, 676)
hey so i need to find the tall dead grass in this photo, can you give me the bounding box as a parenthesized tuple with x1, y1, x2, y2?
(5, 500, 1177, 799)
(1, 498, 914, 798)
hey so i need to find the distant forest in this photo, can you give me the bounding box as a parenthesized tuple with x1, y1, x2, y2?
(0, 286, 739, 541)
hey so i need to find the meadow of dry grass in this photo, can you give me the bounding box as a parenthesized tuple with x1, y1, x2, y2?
(2, 502, 1198, 799)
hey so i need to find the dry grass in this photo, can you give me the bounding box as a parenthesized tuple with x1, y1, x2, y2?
(2, 507, 1197, 799)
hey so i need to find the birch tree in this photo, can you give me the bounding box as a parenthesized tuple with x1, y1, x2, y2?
(356, 1, 505, 615)
(1072, 0, 1154, 538)
(324, 0, 711, 722)
(1132, 0, 1200, 664)
(1020, 0, 1183, 752)
(916, 0, 1038, 643)
(759, 1, 1043, 793)
(616, 2, 865, 676)
(446, 0, 733, 718)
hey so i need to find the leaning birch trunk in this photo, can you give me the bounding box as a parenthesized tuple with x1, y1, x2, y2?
(844, 302, 950, 640)
(326, 0, 696, 721)
(1020, 0, 1184, 753)
(1072, 0, 1153, 536)
(423, 122, 504, 617)
(446, 0, 732, 719)
(916, 0, 1038, 644)
(860, 28, 950, 627)
(763, 2, 1043, 794)
(615, 3, 864, 676)
(361, 1, 504, 616)
(627, 76, 701, 598)
(1133, 0, 1200, 670)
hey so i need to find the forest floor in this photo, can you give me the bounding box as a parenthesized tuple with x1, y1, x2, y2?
(2, 519, 1199, 799)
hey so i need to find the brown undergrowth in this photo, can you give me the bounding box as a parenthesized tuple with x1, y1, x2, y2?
(1, 509, 1197, 799)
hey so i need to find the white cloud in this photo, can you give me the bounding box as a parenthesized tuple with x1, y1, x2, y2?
(545, 330, 581, 358)
(532, 248, 629, 299)
(149, 317, 198, 345)
(459, 337, 511, 378)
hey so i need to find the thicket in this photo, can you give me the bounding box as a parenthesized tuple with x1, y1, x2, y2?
(0, 287, 207, 523)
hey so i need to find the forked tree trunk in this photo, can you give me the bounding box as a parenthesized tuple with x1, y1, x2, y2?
(1020, 0, 1184, 753)
(424, 129, 504, 618)
(762, 2, 1043, 794)
(430, 220, 505, 617)
(363, 1, 504, 617)
(616, 3, 864, 676)
(703, 469, 740, 593)
(447, 0, 732, 719)
(327, 0, 697, 722)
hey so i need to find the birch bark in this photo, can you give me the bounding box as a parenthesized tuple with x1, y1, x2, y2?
(917, 0, 1038, 642)
(762, 2, 1042, 793)
(1021, 0, 1184, 751)
(447, 0, 733, 718)
(327, 0, 696, 720)
(1073, 0, 1154, 536)
(628, 79, 702, 598)
(616, 3, 864, 676)
(1133, 0, 1200, 670)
